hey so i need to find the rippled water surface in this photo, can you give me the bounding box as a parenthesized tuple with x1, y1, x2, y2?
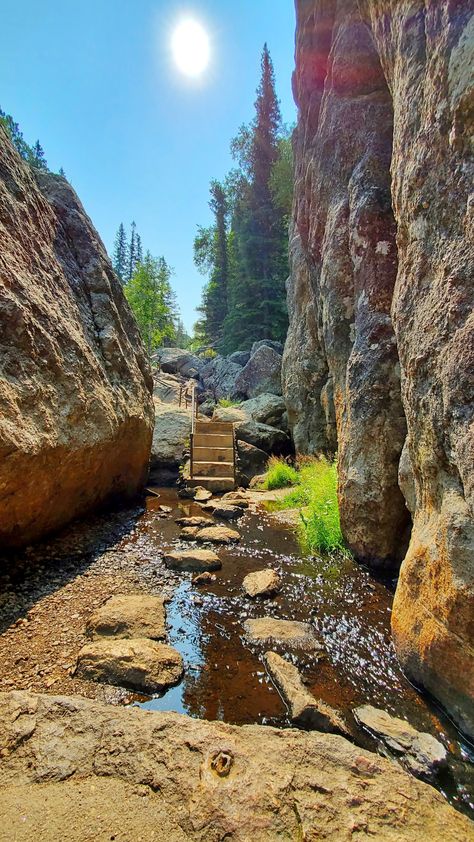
(124, 490, 474, 817)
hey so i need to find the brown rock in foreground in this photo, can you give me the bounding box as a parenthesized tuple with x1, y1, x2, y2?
(287, 1, 474, 736)
(196, 525, 240, 545)
(0, 691, 471, 841)
(0, 127, 154, 549)
(164, 548, 222, 572)
(86, 594, 167, 641)
(265, 651, 348, 735)
(244, 618, 322, 652)
(75, 638, 183, 692)
(242, 568, 281, 599)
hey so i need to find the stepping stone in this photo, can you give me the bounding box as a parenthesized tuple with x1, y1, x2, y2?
(221, 491, 250, 508)
(192, 571, 217, 586)
(194, 487, 213, 502)
(75, 638, 183, 693)
(243, 569, 281, 599)
(265, 652, 348, 735)
(164, 548, 222, 572)
(175, 515, 213, 527)
(211, 504, 245, 520)
(196, 526, 241, 545)
(86, 594, 166, 641)
(353, 705, 447, 781)
(159, 505, 173, 513)
(244, 618, 322, 652)
(180, 526, 200, 540)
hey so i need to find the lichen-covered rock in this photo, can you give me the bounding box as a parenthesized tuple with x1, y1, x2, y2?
(0, 691, 471, 841)
(240, 393, 287, 429)
(234, 420, 288, 454)
(288, 1, 474, 735)
(0, 127, 154, 548)
(250, 339, 284, 358)
(234, 345, 283, 398)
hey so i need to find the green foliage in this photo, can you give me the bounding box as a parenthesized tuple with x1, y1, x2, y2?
(263, 456, 299, 490)
(201, 348, 218, 360)
(193, 181, 229, 350)
(269, 134, 294, 218)
(1, 107, 49, 171)
(217, 396, 241, 408)
(124, 252, 176, 355)
(113, 223, 128, 283)
(267, 457, 349, 556)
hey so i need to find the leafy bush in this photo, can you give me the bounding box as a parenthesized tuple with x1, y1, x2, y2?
(263, 456, 299, 490)
(217, 397, 241, 408)
(200, 348, 218, 360)
(266, 457, 349, 556)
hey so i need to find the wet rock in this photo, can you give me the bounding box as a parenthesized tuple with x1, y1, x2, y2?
(0, 128, 154, 549)
(234, 345, 283, 399)
(220, 491, 249, 508)
(211, 504, 244, 521)
(163, 549, 222, 572)
(175, 516, 213, 528)
(192, 572, 217, 586)
(265, 652, 348, 735)
(353, 705, 447, 782)
(1, 691, 469, 841)
(180, 526, 200, 540)
(75, 639, 183, 693)
(242, 569, 281, 599)
(86, 595, 166, 641)
(244, 618, 321, 652)
(159, 505, 173, 514)
(196, 526, 240, 545)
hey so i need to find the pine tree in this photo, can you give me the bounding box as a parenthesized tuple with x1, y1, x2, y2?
(127, 221, 137, 282)
(30, 140, 48, 170)
(59, 166, 66, 178)
(0, 108, 31, 160)
(113, 223, 128, 283)
(136, 233, 143, 266)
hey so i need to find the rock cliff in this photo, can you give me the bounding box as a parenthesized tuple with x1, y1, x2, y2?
(0, 127, 154, 548)
(285, 1, 473, 736)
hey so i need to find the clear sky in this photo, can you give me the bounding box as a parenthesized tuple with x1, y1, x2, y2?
(1, 1, 297, 333)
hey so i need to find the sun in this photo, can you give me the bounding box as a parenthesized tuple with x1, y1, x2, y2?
(171, 18, 210, 78)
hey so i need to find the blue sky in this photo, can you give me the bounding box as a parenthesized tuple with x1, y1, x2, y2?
(1, 1, 297, 332)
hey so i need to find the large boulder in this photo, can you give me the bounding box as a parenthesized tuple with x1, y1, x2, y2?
(151, 405, 191, 471)
(240, 394, 287, 429)
(250, 339, 284, 357)
(236, 440, 269, 487)
(228, 350, 251, 367)
(234, 345, 282, 398)
(75, 639, 183, 693)
(0, 691, 470, 841)
(234, 420, 288, 454)
(199, 356, 243, 400)
(154, 348, 203, 379)
(86, 595, 167, 641)
(0, 127, 154, 548)
(288, 2, 474, 734)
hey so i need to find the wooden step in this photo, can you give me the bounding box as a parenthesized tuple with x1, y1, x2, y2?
(193, 446, 234, 463)
(192, 460, 234, 478)
(195, 421, 234, 434)
(187, 477, 235, 492)
(193, 433, 234, 448)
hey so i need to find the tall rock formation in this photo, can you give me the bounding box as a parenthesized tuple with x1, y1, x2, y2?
(0, 126, 154, 548)
(285, 1, 473, 736)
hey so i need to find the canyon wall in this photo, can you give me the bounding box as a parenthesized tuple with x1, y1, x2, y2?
(0, 127, 154, 548)
(285, 1, 473, 736)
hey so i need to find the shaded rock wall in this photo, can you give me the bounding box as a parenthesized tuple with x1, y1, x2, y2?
(0, 127, 154, 548)
(286, 1, 474, 736)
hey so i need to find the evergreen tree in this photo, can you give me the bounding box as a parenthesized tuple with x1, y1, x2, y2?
(127, 220, 137, 282)
(136, 233, 143, 266)
(30, 140, 48, 170)
(193, 180, 229, 350)
(59, 166, 66, 178)
(113, 223, 128, 283)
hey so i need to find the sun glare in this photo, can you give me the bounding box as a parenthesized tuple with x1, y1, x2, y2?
(171, 18, 210, 78)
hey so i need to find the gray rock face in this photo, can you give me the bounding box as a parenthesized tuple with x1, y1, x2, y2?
(1, 691, 471, 842)
(75, 638, 183, 693)
(235, 438, 267, 487)
(154, 348, 204, 378)
(234, 420, 288, 454)
(228, 350, 251, 367)
(251, 340, 284, 357)
(151, 406, 191, 470)
(265, 652, 348, 734)
(240, 394, 287, 429)
(0, 127, 154, 548)
(199, 356, 243, 400)
(235, 345, 283, 398)
(86, 595, 166, 641)
(353, 705, 447, 782)
(288, 1, 474, 737)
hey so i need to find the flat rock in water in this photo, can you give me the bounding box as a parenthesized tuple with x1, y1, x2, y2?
(243, 569, 281, 599)
(244, 618, 321, 652)
(353, 705, 447, 781)
(196, 526, 241, 545)
(164, 549, 222, 572)
(265, 652, 348, 735)
(194, 487, 213, 502)
(159, 505, 173, 513)
(192, 571, 217, 585)
(86, 594, 166, 641)
(180, 526, 200, 540)
(211, 504, 244, 520)
(75, 638, 183, 693)
(175, 515, 213, 527)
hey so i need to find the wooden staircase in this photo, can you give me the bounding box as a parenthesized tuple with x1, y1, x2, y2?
(189, 421, 236, 492)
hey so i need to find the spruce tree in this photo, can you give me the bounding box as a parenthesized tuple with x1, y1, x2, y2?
(59, 166, 66, 178)
(112, 223, 128, 283)
(127, 221, 137, 282)
(30, 140, 48, 170)
(136, 233, 143, 266)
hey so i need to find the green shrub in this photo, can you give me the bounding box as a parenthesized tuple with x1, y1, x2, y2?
(266, 456, 349, 556)
(217, 397, 241, 408)
(263, 456, 299, 490)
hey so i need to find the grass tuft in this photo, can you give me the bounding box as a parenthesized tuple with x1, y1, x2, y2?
(262, 456, 300, 490)
(217, 397, 241, 408)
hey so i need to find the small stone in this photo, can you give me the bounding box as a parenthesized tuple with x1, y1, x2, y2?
(244, 618, 322, 652)
(211, 504, 245, 521)
(196, 526, 240, 545)
(175, 516, 213, 527)
(75, 638, 183, 693)
(164, 549, 222, 572)
(192, 572, 217, 585)
(194, 487, 213, 502)
(243, 569, 281, 599)
(265, 651, 348, 734)
(353, 705, 447, 781)
(159, 505, 173, 513)
(180, 526, 200, 540)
